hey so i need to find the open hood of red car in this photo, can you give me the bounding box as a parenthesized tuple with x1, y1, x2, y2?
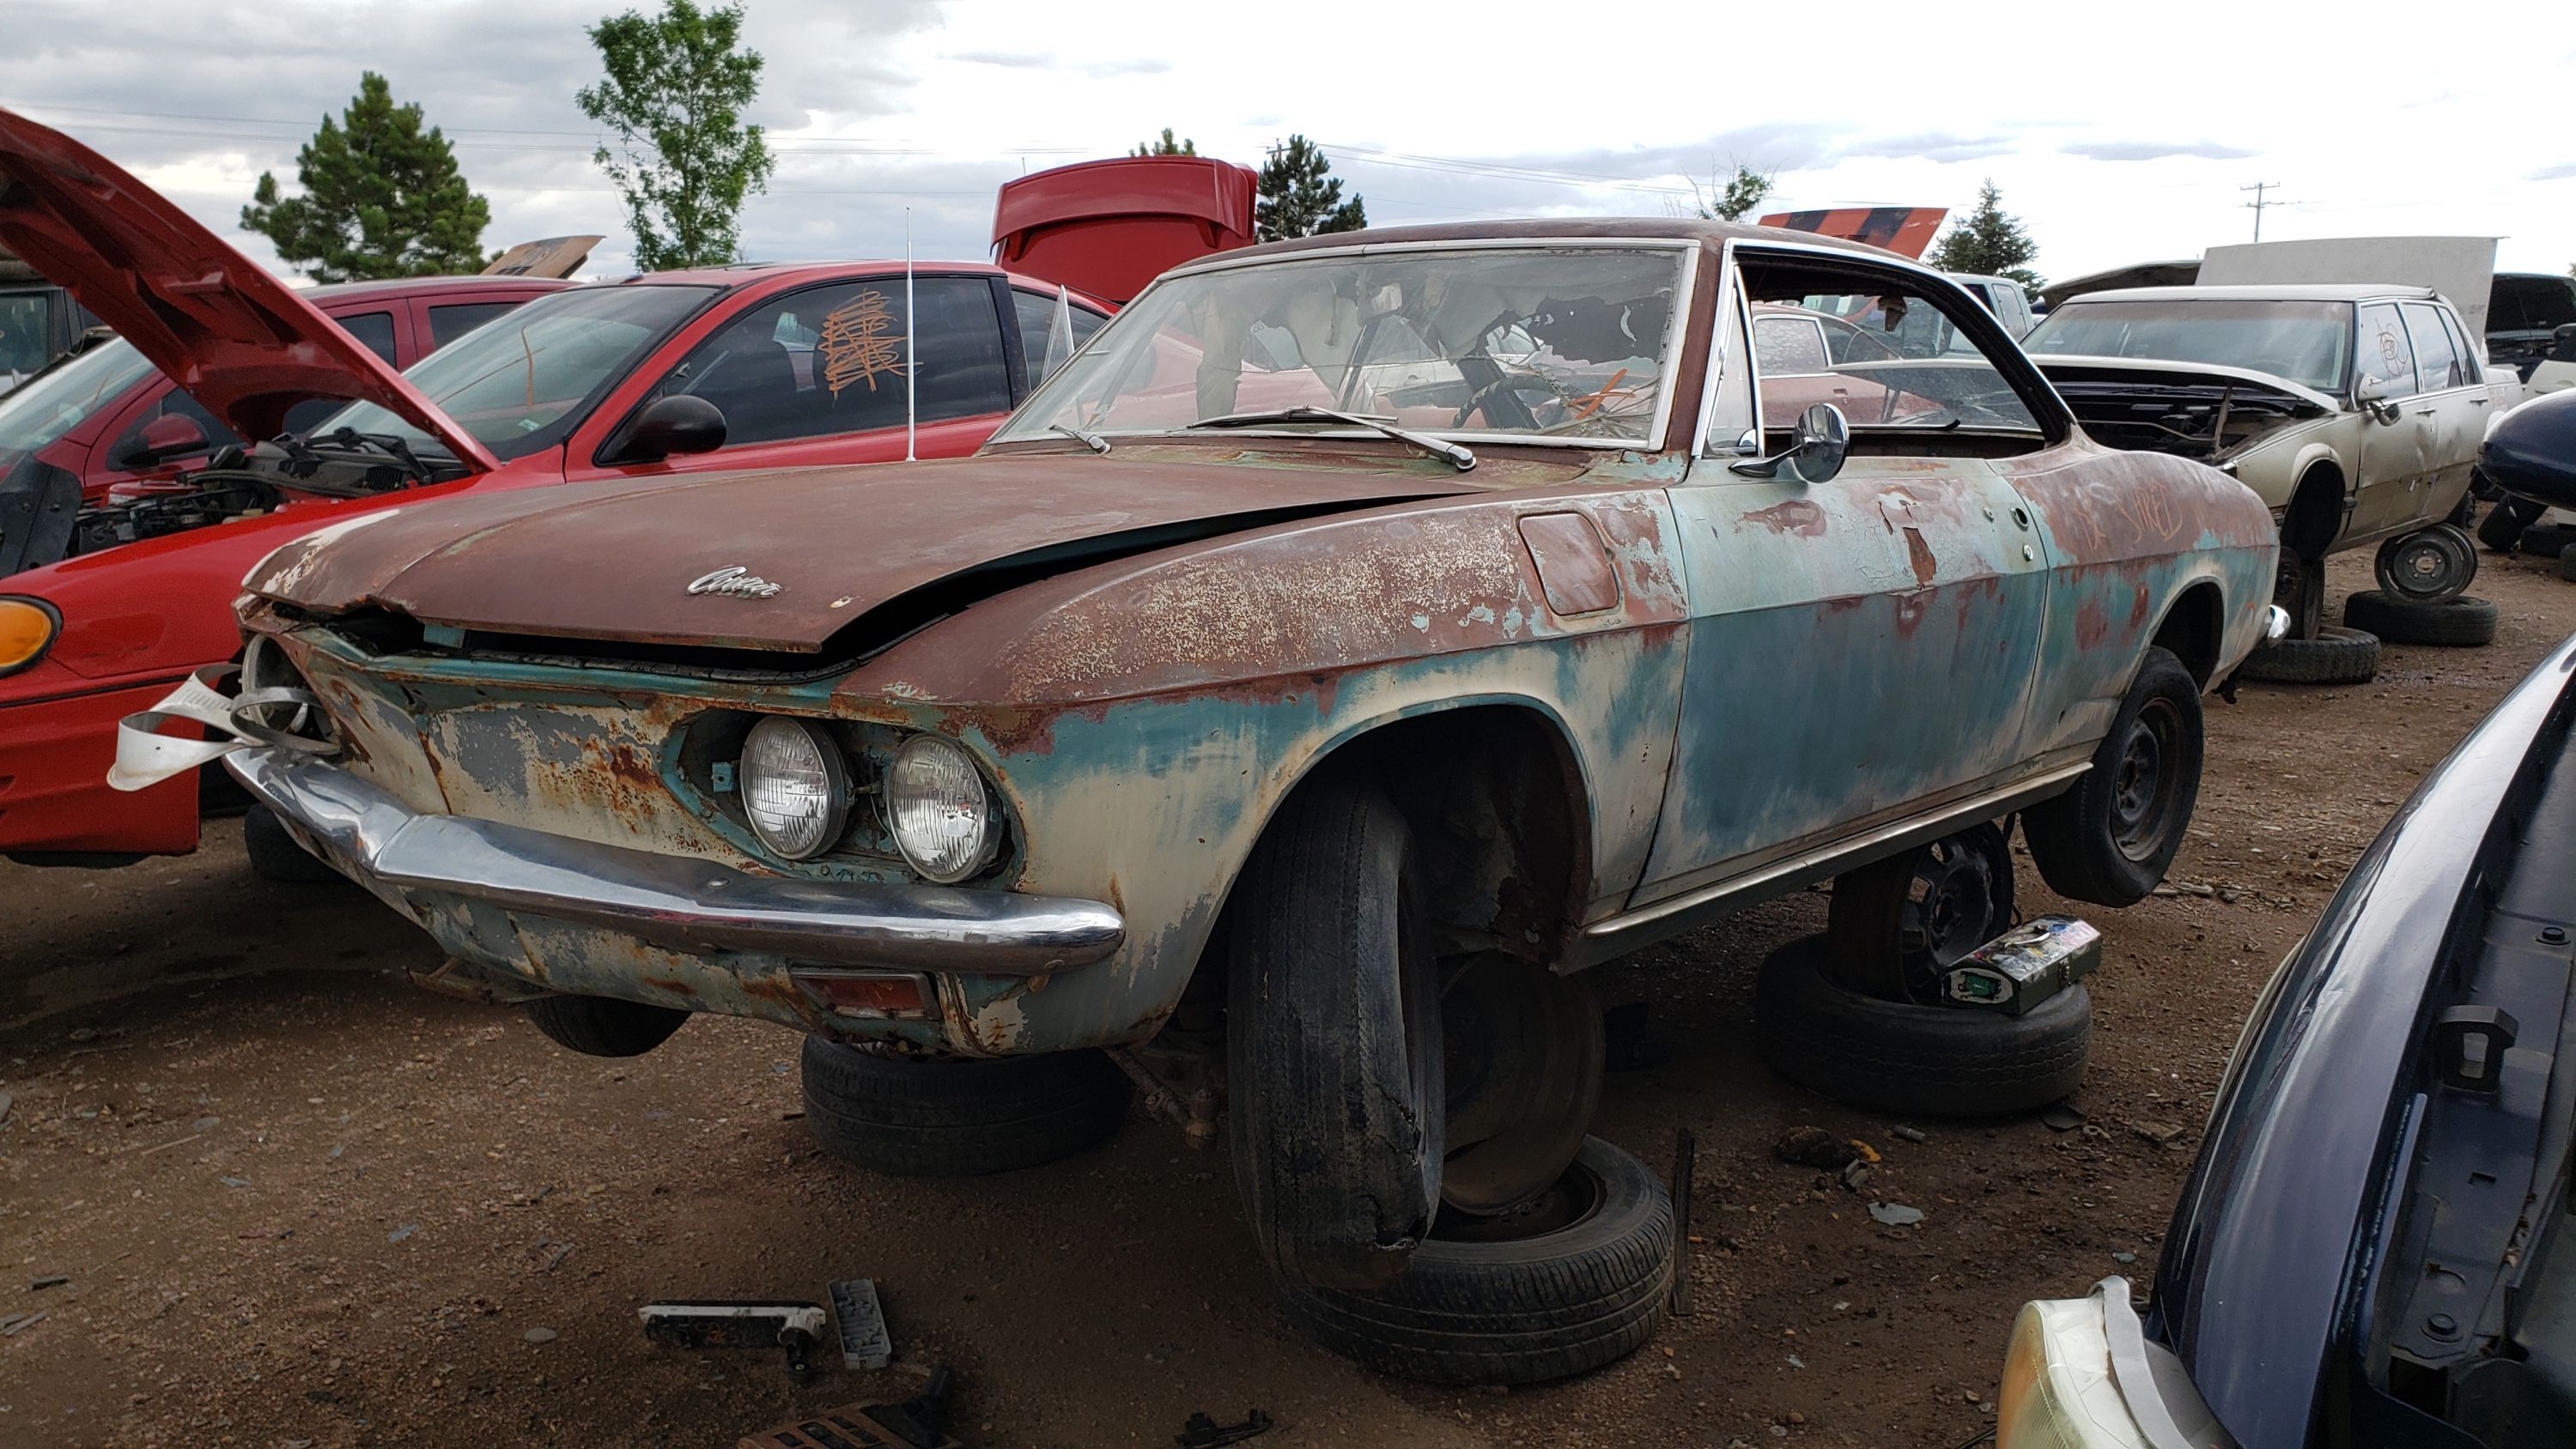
(0, 108, 498, 470)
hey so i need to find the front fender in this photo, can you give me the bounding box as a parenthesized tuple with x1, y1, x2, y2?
(924, 629, 1686, 1054)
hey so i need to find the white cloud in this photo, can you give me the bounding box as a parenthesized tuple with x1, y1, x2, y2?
(5, 0, 2573, 283)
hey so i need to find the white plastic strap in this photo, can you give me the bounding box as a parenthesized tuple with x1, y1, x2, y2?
(108, 665, 324, 792)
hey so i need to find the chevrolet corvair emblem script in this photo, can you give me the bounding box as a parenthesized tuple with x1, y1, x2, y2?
(688, 567, 783, 599)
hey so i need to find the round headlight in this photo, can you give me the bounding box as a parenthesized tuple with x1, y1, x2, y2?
(738, 717, 848, 861)
(883, 735, 995, 883)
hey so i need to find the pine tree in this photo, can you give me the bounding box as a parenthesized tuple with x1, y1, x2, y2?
(1927, 180, 2041, 288)
(576, 0, 775, 270)
(1132, 128, 1197, 157)
(1255, 135, 1365, 243)
(240, 73, 491, 283)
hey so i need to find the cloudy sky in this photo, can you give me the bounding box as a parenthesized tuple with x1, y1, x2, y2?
(5, 0, 2572, 285)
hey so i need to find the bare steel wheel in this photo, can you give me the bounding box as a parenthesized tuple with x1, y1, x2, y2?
(2025, 647, 2203, 906)
(2111, 694, 2190, 864)
(2373, 525, 2477, 603)
(1825, 825, 2014, 1005)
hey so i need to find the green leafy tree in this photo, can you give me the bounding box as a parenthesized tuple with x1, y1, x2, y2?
(1133, 128, 1197, 157)
(575, 0, 775, 270)
(239, 73, 490, 283)
(1255, 135, 1365, 243)
(1928, 179, 2042, 288)
(1689, 161, 1774, 222)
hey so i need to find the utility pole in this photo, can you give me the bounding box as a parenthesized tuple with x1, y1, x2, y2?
(2241, 181, 2286, 242)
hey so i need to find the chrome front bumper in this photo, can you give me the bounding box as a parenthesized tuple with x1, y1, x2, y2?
(223, 749, 1126, 975)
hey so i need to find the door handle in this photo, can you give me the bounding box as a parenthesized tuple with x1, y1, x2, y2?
(2471, 396, 2491, 404)
(2413, 406, 2437, 415)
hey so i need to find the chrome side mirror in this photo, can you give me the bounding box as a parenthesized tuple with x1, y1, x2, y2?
(2354, 376, 2402, 426)
(1730, 403, 1850, 483)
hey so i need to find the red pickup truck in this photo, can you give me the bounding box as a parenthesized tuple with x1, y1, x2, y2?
(0, 108, 1113, 868)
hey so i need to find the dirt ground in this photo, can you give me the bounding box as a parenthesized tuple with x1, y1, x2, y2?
(4, 546, 2571, 1448)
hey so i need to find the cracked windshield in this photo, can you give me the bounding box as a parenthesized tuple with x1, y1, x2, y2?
(316, 283, 715, 460)
(996, 246, 1688, 446)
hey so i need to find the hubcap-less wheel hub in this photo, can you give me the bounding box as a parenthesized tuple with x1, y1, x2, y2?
(2379, 525, 2476, 603)
(1826, 824, 2014, 1006)
(2113, 700, 2184, 862)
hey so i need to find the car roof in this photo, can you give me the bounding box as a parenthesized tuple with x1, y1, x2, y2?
(607, 258, 1103, 308)
(2064, 283, 2440, 305)
(631, 259, 1009, 287)
(1191, 216, 1906, 268)
(302, 275, 574, 301)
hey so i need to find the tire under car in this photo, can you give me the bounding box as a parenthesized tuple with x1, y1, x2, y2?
(2520, 522, 2576, 560)
(799, 1038, 1133, 1176)
(2480, 495, 2543, 552)
(525, 994, 690, 1058)
(1754, 935, 2091, 1117)
(2342, 590, 2499, 647)
(2237, 624, 2382, 685)
(1273, 1136, 1674, 1385)
(242, 803, 346, 884)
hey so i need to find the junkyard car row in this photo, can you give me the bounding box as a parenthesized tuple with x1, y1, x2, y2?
(3, 100, 2573, 1446)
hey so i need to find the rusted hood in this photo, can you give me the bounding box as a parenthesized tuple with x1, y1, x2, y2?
(0, 107, 499, 468)
(2033, 355, 2339, 415)
(246, 452, 1487, 652)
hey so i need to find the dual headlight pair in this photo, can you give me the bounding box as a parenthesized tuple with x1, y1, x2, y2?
(736, 718, 996, 883)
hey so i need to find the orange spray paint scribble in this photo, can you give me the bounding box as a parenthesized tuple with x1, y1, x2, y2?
(820, 290, 907, 395)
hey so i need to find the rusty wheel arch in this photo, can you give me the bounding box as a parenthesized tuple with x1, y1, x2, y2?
(1183, 700, 1598, 1009)
(2148, 579, 2226, 688)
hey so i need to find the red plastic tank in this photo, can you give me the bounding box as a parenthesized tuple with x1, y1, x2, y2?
(993, 156, 1257, 306)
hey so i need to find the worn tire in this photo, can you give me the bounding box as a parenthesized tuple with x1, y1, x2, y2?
(1229, 779, 1444, 1293)
(2236, 625, 2381, 685)
(525, 994, 690, 1058)
(2479, 495, 2543, 552)
(1275, 1137, 1673, 1385)
(799, 1039, 1130, 1176)
(2519, 523, 2576, 559)
(2561, 549, 2576, 584)
(2342, 591, 2498, 647)
(1754, 935, 2090, 1117)
(242, 804, 344, 884)
(2021, 646, 2201, 907)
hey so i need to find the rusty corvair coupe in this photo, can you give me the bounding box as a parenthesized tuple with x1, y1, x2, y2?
(137, 220, 2280, 1384)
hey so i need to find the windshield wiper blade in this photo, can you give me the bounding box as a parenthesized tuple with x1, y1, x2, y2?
(1186, 406, 1474, 472)
(1048, 421, 1110, 454)
(312, 427, 446, 483)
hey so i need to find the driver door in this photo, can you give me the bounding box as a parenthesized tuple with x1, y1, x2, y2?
(564, 275, 1018, 484)
(2350, 301, 2434, 537)
(1637, 252, 2051, 906)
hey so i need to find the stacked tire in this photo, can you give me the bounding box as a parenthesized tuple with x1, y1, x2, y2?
(1226, 779, 1675, 1385)
(2343, 591, 2497, 647)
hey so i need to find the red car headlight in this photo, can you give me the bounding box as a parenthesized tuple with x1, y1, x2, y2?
(0, 597, 58, 676)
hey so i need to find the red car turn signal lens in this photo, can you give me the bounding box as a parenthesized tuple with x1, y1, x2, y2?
(0, 598, 58, 676)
